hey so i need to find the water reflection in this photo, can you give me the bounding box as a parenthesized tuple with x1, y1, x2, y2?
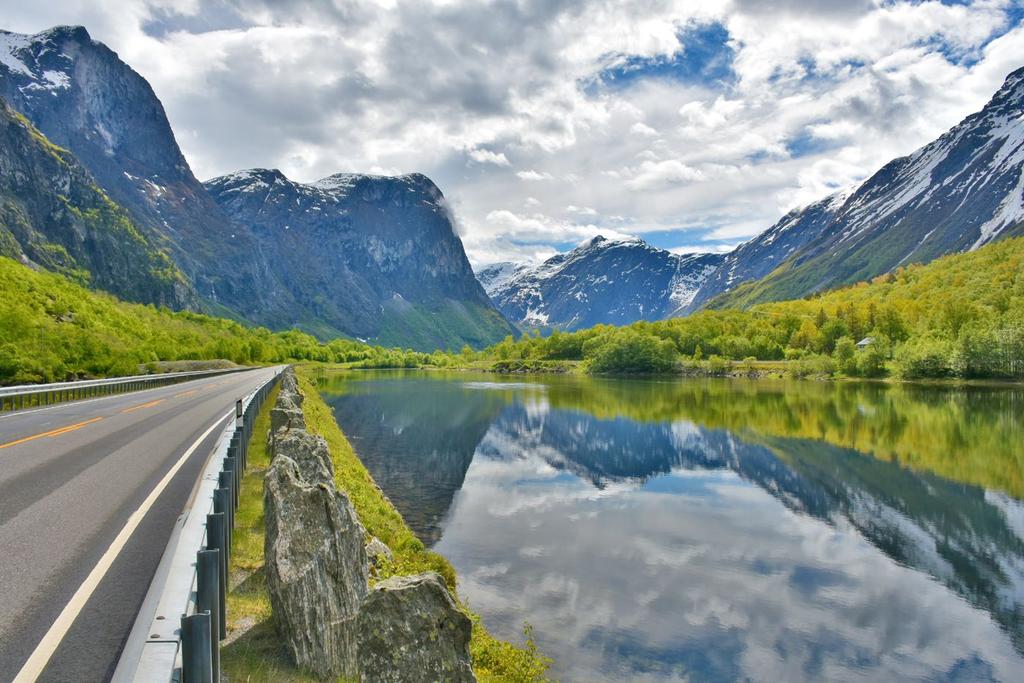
(320, 372, 1024, 681)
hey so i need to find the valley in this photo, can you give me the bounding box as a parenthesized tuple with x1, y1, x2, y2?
(2, 8, 1024, 683)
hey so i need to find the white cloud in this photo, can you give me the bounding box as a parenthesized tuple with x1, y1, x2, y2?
(516, 170, 554, 181)
(468, 148, 510, 166)
(1, 0, 1021, 262)
(626, 159, 705, 191)
(630, 121, 659, 137)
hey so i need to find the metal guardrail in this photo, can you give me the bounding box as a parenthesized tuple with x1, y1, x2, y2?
(0, 367, 252, 412)
(111, 366, 284, 683)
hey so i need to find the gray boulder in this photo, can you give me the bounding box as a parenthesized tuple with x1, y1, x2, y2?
(264, 456, 369, 680)
(269, 398, 305, 436)
(273, 430, 335, 488)
(280, 368, 302, 399)
(268, 376, 305, 450)
(356, 572, 475, 683)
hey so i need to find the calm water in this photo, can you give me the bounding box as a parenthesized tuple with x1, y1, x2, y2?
(319, 371, 1024, 682)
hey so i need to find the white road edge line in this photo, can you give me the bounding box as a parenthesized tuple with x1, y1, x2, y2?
(11, 410, 232, 683)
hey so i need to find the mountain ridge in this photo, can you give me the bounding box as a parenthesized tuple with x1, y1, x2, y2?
(481, 235, 723, 330)
(702, 64, 1024, 309)
(206, 167, 516, 348)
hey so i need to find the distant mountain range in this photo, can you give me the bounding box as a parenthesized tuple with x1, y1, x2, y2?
(3, 25, 1024, 343)
(479, 236, 723, 330)
(482, 64, 1024, 328)
(0, 26, 513, 349)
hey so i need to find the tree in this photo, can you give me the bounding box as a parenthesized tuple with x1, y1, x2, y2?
(833, 336, 857, 375)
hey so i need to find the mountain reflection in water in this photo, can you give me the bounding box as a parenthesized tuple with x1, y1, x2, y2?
(320, 371, 1024, 682)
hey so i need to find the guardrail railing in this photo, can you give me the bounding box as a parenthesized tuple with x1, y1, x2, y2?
(0, 367, 252, 412)
(111, 366, 284, 683)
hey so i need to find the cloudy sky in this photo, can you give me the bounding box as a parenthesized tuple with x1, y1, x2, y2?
(2, 1, 1023, 266)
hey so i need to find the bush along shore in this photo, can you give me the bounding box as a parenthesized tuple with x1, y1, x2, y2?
(220, 367, 551, 682)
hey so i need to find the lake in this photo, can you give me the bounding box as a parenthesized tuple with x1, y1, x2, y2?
(318, 370, 1024, 682)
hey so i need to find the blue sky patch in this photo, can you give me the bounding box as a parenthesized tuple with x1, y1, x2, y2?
(589, 22, 736, 93)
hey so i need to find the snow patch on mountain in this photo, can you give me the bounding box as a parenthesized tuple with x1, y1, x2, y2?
(484, 235, 723, 330)
(0, 31, 32, 76)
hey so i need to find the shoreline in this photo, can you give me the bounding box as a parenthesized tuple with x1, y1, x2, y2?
(335, 360, 1024, 390)
(220, 366, 552, 682)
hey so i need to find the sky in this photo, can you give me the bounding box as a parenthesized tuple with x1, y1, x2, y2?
(2, 0, 1023, 267)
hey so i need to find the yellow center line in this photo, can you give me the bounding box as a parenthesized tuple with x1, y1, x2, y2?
(120, 398, 165, 414)
(0, 417, 105, 450)
(174, 389, 198, 398)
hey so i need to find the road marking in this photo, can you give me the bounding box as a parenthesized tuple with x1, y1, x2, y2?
(11, 411, 231, 683)
(0, 417, 104, 450)
(174, 389, 198, 398)
(120, 399, 165, 414)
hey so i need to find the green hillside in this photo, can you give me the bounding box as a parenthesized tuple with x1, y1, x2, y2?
(0, 257, 442, 384)
(709, 224, 1024, 311)
(472, 237, 1024, 379)
(0, 100, 191, 308)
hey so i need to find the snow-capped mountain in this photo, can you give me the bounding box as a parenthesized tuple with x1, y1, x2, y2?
(700, 65, 1024, 308)
(205, 169, 515, 349)
(477, 261, 529, 295)
(0, 26, 253, 306)
(685, 188, 853, 311)
(482, 236, 723, 330)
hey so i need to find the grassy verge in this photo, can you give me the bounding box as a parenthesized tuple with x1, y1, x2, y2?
(220, 382, 320, 682)
(220, 371, 552, 682)
(295, 369, 552, 682)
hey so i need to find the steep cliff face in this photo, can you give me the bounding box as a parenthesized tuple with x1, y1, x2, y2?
(704, 65, 1024, 308)
(0, 26, 268, 309)
(0, 98, 190, 306)
(482, 236, 723, 330)
(0, 26, 513, 350)
(206, 169, 516, 348)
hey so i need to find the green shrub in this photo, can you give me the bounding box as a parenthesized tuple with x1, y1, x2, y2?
(706, 355, 729, 375)
(895, 337, 956, 378)
(584, 330, 678, 374)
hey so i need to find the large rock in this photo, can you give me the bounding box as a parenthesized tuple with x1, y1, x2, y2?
(356, 572, 476, 683)
(269, 392, 306, 440)
(264, 456, 369, 680)
(272, 430, 335, 488)
(280, 369, 302, 400)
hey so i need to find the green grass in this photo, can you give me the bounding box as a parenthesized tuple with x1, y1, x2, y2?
(221, 382, 322, 682)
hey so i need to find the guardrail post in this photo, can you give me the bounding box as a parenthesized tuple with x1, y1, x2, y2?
(214, 484, 232, 548)
(224, 456, 239, 509)
(180, 611, 213, 683)
(205, 512, 228, 638)
(197, 549, 223, 669)
(229, 434, 241, 472)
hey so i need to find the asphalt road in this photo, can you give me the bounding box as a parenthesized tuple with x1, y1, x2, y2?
(0, 367, 279, 683)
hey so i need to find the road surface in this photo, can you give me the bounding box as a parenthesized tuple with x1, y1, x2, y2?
(0, 367, 278, 682)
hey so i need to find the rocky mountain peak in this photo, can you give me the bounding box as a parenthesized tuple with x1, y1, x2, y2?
(484, 236, 723, 330)
(205, 166, 515, 348)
